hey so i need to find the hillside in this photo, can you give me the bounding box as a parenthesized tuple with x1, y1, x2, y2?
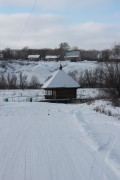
(0, 60, 98, 84)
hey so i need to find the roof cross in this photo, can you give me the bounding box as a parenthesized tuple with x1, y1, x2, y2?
(59, 64, 62, 70)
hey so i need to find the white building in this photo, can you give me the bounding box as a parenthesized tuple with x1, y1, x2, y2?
(28, 55, 40, 61)
(64, 50, 81, 61)
(45, 55, 59, 61)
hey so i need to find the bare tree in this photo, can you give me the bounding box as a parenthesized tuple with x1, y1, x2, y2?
(7, 73, 17, 89)
(0, 72, 7, 89)
(101, 49, 111, 61)
(59, 42, 70, 59)
(112, 44, 120, 60)
(3, 48, 13, 60)
(99, 62, 120, 98)
(59, 42, 70, 51)
(78, 69, 99, 88)
(18, 46, 29, 60)
(19, 72, 28, 89)
(29, 75, 41, 89)
(80, 49, 99, 61)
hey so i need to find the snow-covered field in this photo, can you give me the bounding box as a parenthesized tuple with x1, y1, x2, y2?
(0, 100, 120, 180)
(0, 60, 120, 179)
(0, 88, 100, 102)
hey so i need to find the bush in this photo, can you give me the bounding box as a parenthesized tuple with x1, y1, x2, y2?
(29, 75, 41, 89)
(93, 106, 112, 116)
(77, 62, 120, 105)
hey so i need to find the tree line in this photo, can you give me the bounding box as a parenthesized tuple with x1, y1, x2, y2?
(0, 72, 41, 89)
(69, 62, 120, 103)
(0, 43, 120, 61)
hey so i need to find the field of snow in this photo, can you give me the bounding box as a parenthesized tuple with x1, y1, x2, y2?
(0, 99, 120, 180)
(0, 60, 98, 84)
(0, 60, 120, 179)
(0, 89, 44, 102)
(0, 88, 100, 102)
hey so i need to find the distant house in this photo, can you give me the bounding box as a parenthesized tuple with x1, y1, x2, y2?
(0, 51, 3, 60)
(45, 55, 60, 61)
(28, 55, 40, 61)
(64, 50, 81, 62)
(97, 52, 120, 62)
(0, 53, 3, 60)
(42, 65, 80, 100)
(97, 53, 102, 61)
(109, 54, 120, 61)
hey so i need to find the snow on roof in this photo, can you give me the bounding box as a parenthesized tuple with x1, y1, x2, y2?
(65, 55, 79, 58)
(64, 51, 80, 58)
(42, 68, 80, 89)
(28, 55, 40, 58)
(45, 55, 58, 59)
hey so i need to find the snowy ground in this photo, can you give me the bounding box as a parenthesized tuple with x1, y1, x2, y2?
(0, 60, 98, 84)
(0, 100, 120, 180)
(0, 60, 120, 179)
(0, 88, 100, 102)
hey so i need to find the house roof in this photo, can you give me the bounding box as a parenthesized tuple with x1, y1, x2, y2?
(64, 50, 80, 58)
(42, 67, 80, 89)
(28, 55, 40, 58)
(45, 55, 59, 59)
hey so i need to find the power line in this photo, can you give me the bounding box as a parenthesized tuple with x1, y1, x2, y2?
(17, 0, 38, 46)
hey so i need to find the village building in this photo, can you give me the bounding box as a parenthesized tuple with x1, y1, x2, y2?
(0, 53, 3, 60)
(109, 54, 120, 61)
(97, 52, 120, 61)
(42, 65, 80, 100)
(45, 55, 60, 61)
(64, 50, 81, 62)
(28, 55, 41, 61)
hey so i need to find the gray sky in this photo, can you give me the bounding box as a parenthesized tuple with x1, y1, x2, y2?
(0, 0, 120, 50)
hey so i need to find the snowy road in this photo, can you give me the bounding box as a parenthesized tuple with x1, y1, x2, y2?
(0, 102, 120, 180)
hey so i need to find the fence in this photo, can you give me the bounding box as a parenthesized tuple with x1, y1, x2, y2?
(4, 95, 45, 102)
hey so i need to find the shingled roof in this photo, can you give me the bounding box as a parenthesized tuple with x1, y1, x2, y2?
(42, 66, 80, 89)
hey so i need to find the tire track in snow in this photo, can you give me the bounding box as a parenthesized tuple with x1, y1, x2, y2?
(0, 102, 120, 180)
(73, 109, 120, 180)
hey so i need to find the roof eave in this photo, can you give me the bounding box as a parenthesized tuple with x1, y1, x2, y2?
(42, 86, 80, 89)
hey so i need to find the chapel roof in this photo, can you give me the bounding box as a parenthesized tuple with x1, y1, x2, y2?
(42, 66, 80, 89)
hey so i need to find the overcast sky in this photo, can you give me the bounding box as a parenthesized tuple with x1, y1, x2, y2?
(0, 0, 120, 50)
